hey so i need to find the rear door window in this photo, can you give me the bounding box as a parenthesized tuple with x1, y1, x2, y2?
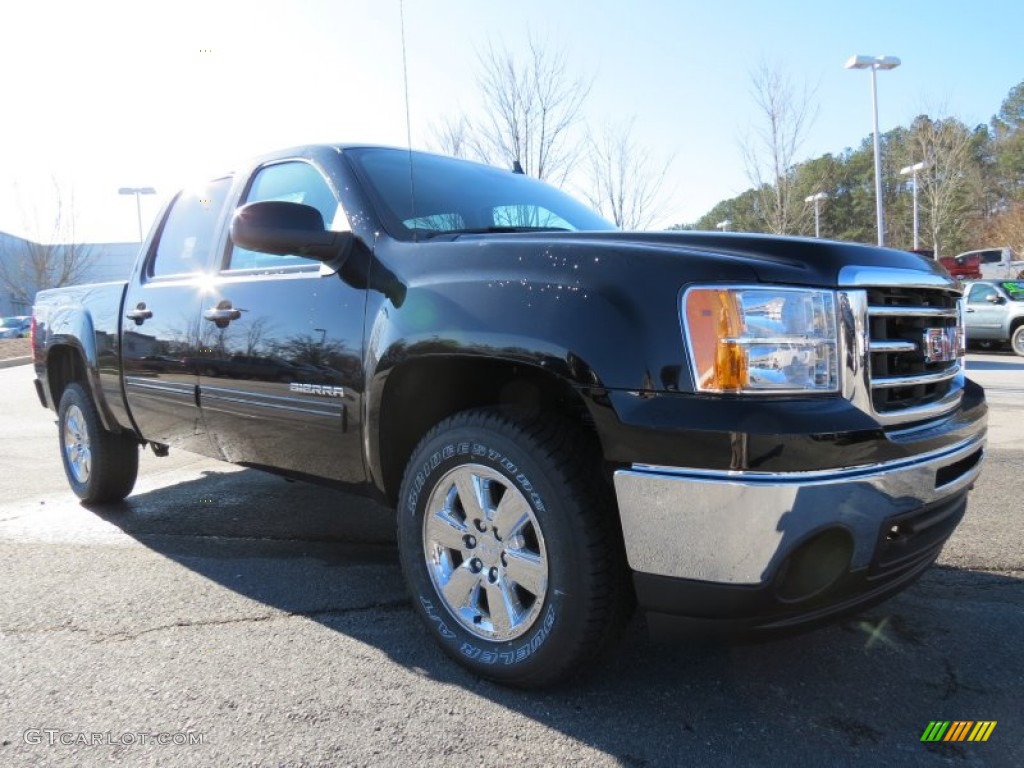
(149, 178, 231, 278)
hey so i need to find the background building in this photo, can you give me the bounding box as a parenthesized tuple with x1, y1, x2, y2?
(0, 230, 139, 316)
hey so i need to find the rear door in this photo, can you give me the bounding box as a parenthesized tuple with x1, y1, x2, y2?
(196, 158, 367, 483)
(121, 178, 231, 455)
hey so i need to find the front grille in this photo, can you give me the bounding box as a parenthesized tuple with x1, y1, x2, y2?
(865, 286, 962, 418)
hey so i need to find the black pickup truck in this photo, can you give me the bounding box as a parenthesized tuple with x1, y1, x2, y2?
(32, 145, 987, 687)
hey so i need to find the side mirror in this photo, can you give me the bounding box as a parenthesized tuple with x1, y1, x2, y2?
(985, 294, 1004, 304)
(230, 201, 352, 264)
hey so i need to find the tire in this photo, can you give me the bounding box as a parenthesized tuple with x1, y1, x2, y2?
(397, 408, 632, 688)
(1011, 325, 1024, 357)
(58, 382, 139, 504)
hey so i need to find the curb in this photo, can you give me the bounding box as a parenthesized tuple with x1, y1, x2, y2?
(0, 356, 32, 369)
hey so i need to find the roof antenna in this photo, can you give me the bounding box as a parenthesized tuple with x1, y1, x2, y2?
(512, 160, 525, 175)
(399, 0, 417, 235)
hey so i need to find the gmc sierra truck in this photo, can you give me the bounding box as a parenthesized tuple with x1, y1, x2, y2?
(32, 145, 987, 687)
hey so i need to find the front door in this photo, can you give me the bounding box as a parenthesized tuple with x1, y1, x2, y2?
(964, 283, 1003, 339)
(196, 159, 366, 484)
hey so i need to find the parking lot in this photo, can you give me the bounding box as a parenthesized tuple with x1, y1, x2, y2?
(1, 356, 1021, 766)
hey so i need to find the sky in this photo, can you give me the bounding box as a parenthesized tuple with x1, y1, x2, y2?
(1, 0, 1022, 243)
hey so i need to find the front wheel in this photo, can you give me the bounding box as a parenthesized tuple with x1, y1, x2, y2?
(397, 408, 632, 688)
(1011, 325, 1024, 357)
(58, 382, 139, 504)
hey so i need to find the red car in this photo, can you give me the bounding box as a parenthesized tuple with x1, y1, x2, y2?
(939, 253, 982, 280)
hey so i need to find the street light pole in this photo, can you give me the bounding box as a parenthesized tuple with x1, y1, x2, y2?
(118, 186, 157, 242)
(845, 54, 901, 247)
(804, 192, 828, 238)
(899, 161, 927, 250)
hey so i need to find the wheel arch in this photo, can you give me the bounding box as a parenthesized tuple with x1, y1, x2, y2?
(371, 355, 605, 506)
(45, 343, 121, 432)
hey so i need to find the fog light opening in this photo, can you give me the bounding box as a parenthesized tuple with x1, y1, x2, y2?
(775, 528, 853, 603)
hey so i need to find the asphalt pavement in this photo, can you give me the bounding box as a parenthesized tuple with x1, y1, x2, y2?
(1, 356, 1021, 767)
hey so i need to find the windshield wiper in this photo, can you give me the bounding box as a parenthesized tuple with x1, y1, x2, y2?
(419, 226, 571, 238)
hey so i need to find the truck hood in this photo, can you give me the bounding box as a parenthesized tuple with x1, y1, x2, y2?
(446, 229, 951, 288)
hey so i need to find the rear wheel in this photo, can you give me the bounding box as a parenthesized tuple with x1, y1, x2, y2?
(58, 383, 139, 504)
(397, 408, 632, 688)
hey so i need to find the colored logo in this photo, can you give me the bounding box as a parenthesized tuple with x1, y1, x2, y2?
(921, 326, 964, 363)
(920, 721, 997, 742)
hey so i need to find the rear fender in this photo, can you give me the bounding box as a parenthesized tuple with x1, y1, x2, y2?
(42, 305, 118, 433)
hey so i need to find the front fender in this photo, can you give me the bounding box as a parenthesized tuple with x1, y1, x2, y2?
(364, 269, 676, 392)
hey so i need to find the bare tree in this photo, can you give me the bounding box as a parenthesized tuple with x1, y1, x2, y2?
(430, 114, 476, 160)
(242, 316, 272, 356)
(741, 60, 818, 234)
(471, 36, 590, 183)
(0, 178, 95, 310)
(911, 115, 977, 258)
(984, 202, 1024, 259)
(582, 119, 673, 229)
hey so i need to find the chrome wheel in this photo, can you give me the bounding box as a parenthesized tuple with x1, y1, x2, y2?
(422, 463, 549, 641)
(63, 404, 91, 484)
(1012, 326, 1024, 357)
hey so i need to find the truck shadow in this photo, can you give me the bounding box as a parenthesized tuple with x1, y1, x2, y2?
(966, 350, 1024, 371)
(90, 467, 1023, 763)
(966, 358, 1024, 372)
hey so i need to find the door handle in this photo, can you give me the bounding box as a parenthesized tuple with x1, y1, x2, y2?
(203, 301, 242, 328)
(126, 303, 153, 324)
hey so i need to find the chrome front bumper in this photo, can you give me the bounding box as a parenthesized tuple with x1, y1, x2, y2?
(613, 433, 985, 586)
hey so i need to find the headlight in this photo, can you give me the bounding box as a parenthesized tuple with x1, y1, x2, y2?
(683, 286, 839, 393)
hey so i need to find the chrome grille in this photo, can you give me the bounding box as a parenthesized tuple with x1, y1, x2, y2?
(865, 285, 962, 419)
(838, 266, 965, 428)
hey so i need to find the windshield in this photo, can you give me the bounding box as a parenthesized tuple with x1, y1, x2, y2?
(347, 148, 615, 239)
(1000, 281, 1024, 300)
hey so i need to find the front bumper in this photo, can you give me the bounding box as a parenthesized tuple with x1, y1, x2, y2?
(613, 431, 985, 636)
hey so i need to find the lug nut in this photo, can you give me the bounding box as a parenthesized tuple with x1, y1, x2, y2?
(474, 519, 487, 533)
(464, 534, 477, 549)
(469, 558, 482, 573)
(488, 567, 499, 583)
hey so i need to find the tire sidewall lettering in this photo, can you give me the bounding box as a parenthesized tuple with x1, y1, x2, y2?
(410, 438, 544, 519)
(418, 596, 456, 639)
(402, 430, 566, 669)
(455, 604, 558, 665)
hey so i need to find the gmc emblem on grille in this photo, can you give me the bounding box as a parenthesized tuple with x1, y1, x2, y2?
(922, 327, 964, 363)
